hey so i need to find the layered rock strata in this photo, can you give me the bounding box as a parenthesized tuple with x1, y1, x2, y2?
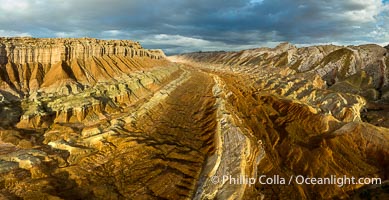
(0, 37, 164, 65)
(0, 38, 388, 200)
(170, 45, 389, 199)
(170, 43, 389, 98)
(171, 43, 389, 127)
(0, 37, 172, 129)
(0, 38, 218, 199)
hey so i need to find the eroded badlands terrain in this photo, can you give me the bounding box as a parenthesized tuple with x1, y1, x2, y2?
(0, 38, 388, 199)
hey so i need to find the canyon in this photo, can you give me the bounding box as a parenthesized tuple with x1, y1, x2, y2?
(0, 37, 388, 200)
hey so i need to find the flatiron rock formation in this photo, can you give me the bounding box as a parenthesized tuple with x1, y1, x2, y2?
(0, 38, 388, 200)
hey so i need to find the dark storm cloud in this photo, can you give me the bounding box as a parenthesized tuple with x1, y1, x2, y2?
(0, 0, 388, 54)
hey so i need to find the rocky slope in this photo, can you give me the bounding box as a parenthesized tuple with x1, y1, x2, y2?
(171, 43, 389, 96)
(0, 37, 165, 95)
(171, 43, 389, 127)
(170, 43, 389, 199)
(0, 37, 171, 128)
(0, 38, 388, 200)
(0, 37, 191, 198)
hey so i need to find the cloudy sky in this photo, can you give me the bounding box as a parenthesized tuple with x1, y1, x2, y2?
(0, 0, 388, 54)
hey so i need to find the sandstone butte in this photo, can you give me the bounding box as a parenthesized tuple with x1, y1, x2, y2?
(0, 37, 388, 200)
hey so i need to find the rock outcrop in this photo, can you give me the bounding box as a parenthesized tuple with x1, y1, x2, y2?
(169, 43, 389, 199)
(171, 43, 389, 91)
(171, 43, 389, 127)
(0, 37, 164, 65)
(0, 39, 388, 200)
(0, 37, 165, 97)
(0, 37, 213, 200)
(0, 37, 175, 129)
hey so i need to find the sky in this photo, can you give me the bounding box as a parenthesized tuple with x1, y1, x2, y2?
(0, 0, 388, 55)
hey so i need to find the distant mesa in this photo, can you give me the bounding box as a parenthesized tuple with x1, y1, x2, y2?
(0, 37, 165, 65)
(0, 37, 166, 97)
(0, 37, 171, 129)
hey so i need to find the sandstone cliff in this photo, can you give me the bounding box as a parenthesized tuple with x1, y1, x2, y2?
(0, 37, 165, 97)
(0, 37, 174, 129)
(0, 37, 164, 65)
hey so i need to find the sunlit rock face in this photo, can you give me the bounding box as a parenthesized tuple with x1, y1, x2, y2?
(0, 39, 388, 200)
(170, 43, 389, 199)
(172, 43, 389, 127)
(0, 37, 170, 128)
